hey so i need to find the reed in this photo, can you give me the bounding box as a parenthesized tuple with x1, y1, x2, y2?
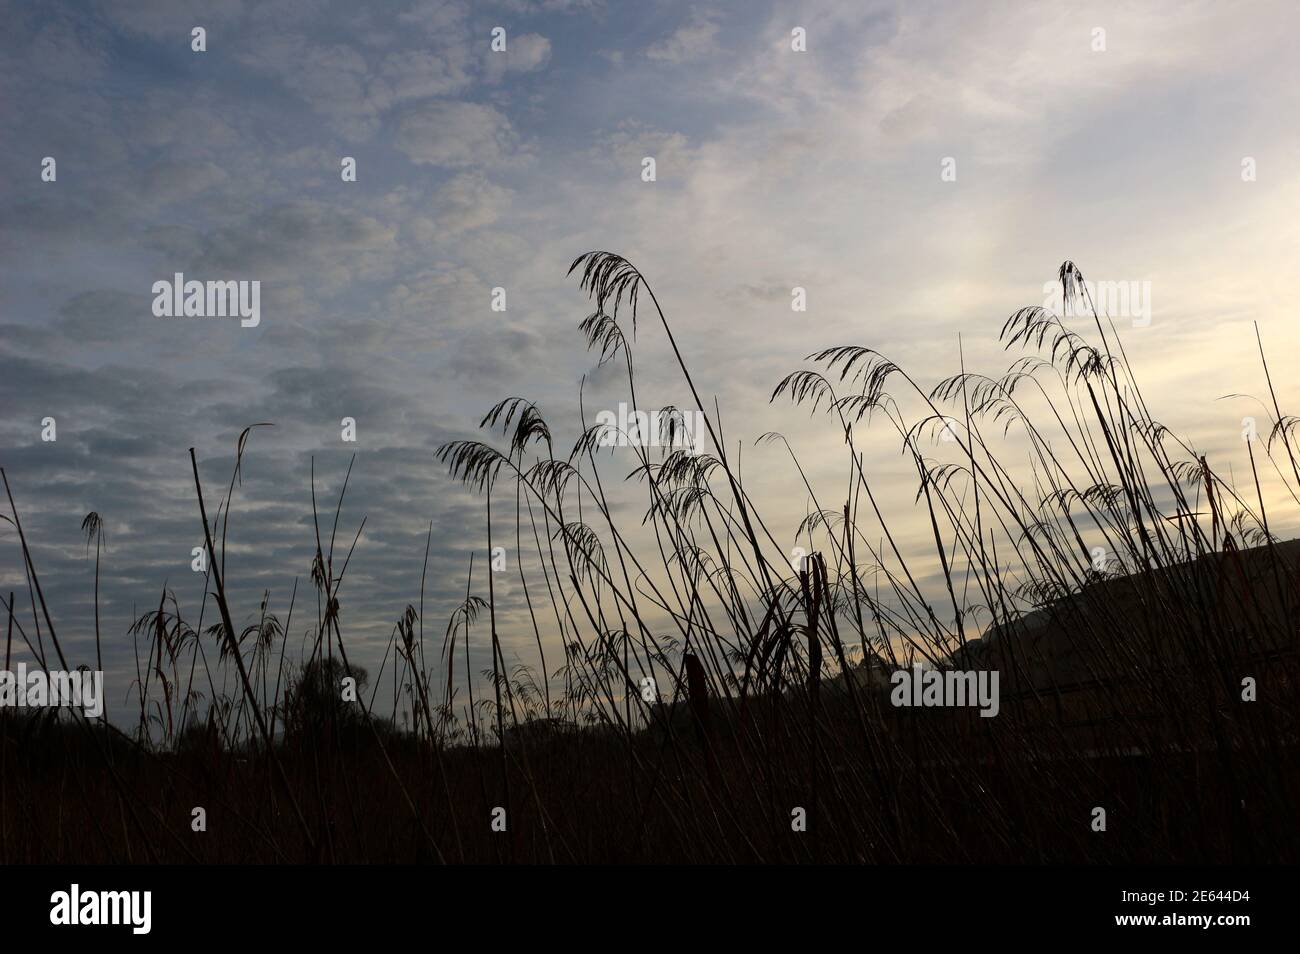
(1, 255, 1297, 864)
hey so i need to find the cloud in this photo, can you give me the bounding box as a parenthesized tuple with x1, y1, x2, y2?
(494, 0, 600, 11)
(385, 261, 484, 322)
(591, 121, 693, 179)
(646, 12, 720, 63)
(7, 0, 1300, 727)
(236, 22, 474, 140)
(140, 160, 232, 205)
(237, 34, 382, 138)
(377, 47, 474, 102)
(432, 172, 514, 233)
(56, 290, 152, 345)
(486, 32, 552, 80)
(96, 0, 245, 41)
(394, 101, 521, 167)
(143, 199, 399, 282)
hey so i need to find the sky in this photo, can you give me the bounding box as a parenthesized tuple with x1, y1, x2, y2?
(2, 0, 1300, 728)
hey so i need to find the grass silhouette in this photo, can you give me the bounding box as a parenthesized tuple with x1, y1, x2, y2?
(1, 254, 1298, 863)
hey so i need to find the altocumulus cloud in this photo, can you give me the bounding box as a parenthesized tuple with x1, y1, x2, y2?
(2, 0, 1300, 729)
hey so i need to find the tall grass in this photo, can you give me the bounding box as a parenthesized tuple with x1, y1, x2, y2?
(1, 255, 1297, 863)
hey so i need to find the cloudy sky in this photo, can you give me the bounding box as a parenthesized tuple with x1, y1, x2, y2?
(3, 0, 1299, 726)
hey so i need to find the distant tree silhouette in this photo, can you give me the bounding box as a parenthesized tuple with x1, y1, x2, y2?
(282, 657, 368, 740)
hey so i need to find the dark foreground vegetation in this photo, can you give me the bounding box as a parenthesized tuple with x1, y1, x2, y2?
(2, 255, 1298, 863)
